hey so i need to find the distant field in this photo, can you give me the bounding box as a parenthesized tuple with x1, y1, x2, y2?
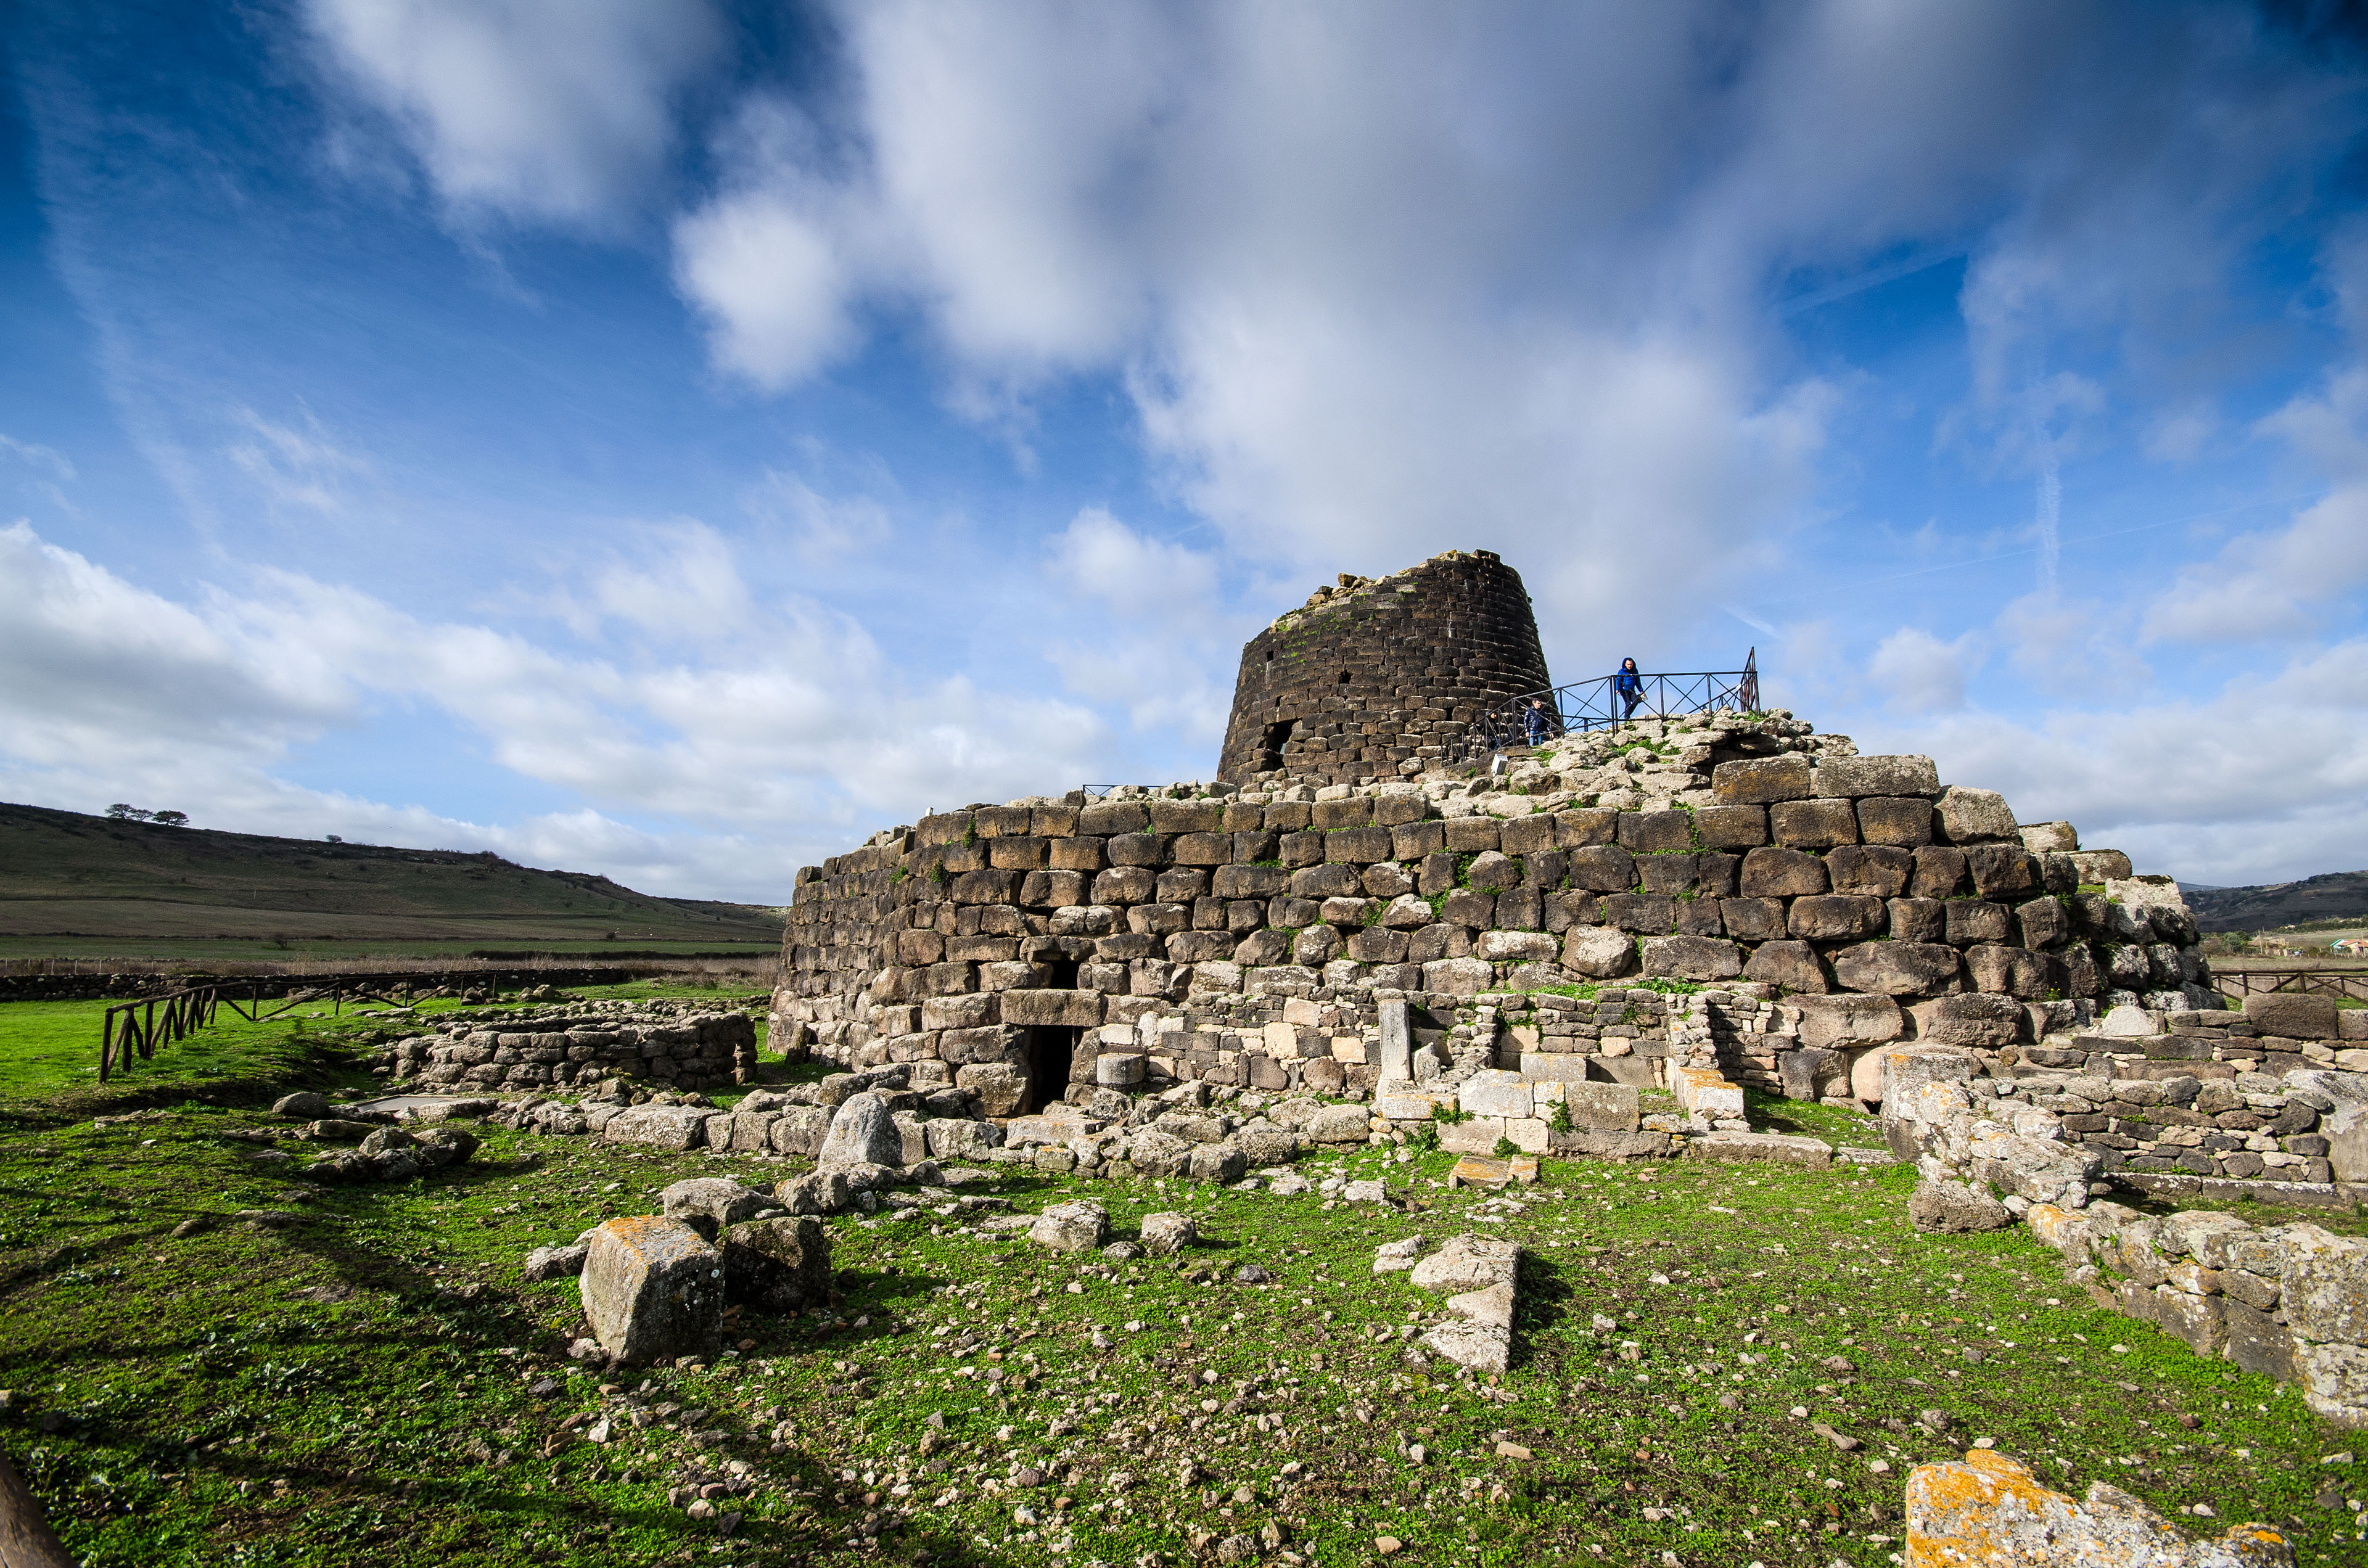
(0, 935, 780, 965)
(0, 801, 787, 951)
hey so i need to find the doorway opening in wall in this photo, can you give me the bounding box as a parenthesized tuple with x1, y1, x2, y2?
(1259, 719, 1293, 771)
(1022, 954, 1082, 1114)
(1024, 1026, 1079, 1114)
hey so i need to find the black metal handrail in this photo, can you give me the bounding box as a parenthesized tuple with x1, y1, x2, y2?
(1459, 650, 1762, 758)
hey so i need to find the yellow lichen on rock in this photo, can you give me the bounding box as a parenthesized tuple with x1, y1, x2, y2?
(1906, 1448, 2291, 1567)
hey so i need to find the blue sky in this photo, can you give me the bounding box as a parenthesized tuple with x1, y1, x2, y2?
(4, 1, 2366, 901)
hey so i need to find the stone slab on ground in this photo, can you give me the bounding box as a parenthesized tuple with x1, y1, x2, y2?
(579, 1217, 725, 1365)
(1447, 1154, 1539, 1186)
(1681, 1131, 1833, 1167)
(1404, 1233, 1522, 1374)
(2111, 1172, 2362, 1211)
(1904, 1448, 2292, 1566)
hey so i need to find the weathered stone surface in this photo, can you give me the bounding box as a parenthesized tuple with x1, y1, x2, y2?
(660, 1177, 771, 1239)
(1796, 993, 1904, 1049)
(2287, 1070, 2368, 1184)
(1832, 942, 1963, 998)
(2245, 993, 2338, 1041)
(1476, 929, 1558, 963)
(1857, 796, 1936, 847)
(816, 1091, 906, 1169)
(1139, 1211, 1197, 1256)
(1742, 939, 1828, 993)
(775, 1169, 852, 1215)
(1002, 990, 1106, 1028)
(1560, 1082, 1640, 1131)
(579, 1217, 725, 1365)
(1909, 993, 2024, 1048)
(955, 1062, 1027, 1117)
(273, 1091, 333, 1120)
(1739, 845, 1828, 898)
(1788, 893, 1885, 942)
(1936, 786, 2018, 843)
(1769, 798, 1859, 849)
(1561, 926, 1637, 977)
(1903, 1448, 2292, 1566)
(1029, 1199, 1109, 1253)
(720, 1216, 832, 1313)
(601, 1105, 712, 1151)
(1640, 935, 1741, 980)
(1420, 1316, 1511, 1374)
(1409, 1233, 1518, 1293)
(1711, 755, 1811, 804)
(1309, 1104, 1374, 1143)
(1685, 1131, 1832, 1167)
(524, 1242, 590, 1281)
(1811, 754, 1940, 798)
(1909, 1178, 2012, 1233)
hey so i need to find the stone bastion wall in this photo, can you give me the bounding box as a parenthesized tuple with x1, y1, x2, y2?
(767, 707, 2368, 1424)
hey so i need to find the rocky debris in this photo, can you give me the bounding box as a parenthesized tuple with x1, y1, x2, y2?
(816, 1091, 906, 1170)
(1447, 1154, 1538, 1187)
(1909, 1179, 2014, 1234)
(601, 1104, 715, 1152)
(1904, 1448, 2292, 1566)
(271, 1091, 333, 1120)
(580, 1217, 725, 1366)
(719, 1216, 832, 1312)
(1029, 1200, 1110, 1254)
(303, 1123, 478, 1183)
(379, 1003, 757, 1095)
(660, 1177, 774, 1239)
(1373, 1236, 1427, 1273)
(1406, 1233, 1521, 1373)
(776, 1170, 853, 1215)
(1139, 1212, 1197, 1256)
(524, 1242, 591, 1281)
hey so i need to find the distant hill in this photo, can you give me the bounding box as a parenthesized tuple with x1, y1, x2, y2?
(0, 802, 785, 946)
(2184, 869, 2368, 932)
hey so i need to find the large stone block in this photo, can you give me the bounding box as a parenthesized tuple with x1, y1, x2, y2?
(1458, 1069, 1532, 1118)
(1832, 942, 1963, 998)
(2245, 993, 2338, 1041)
(1857, 797, 1936, 847)
(1796, 992, 1904, 1049)
(1789, 893, 1885, 942)
(1741, 939, 1828, 992)
(1617, 811, 1695, 853)
(1687, 1131, 1833, 1168)
(1908, 1178, 2012, 1233)
(1739, 846, 1827, 898)
(1423, 957, 1497, 995)
(1965, 944, 2050, 999)
(580, 1217, 725, 1365)
(1565, 845, 1639, 892)
(1030, 1200, 1109, 1252)
(1692, 803, 1767, 848)
(1641, 935, 1741, 980)
(1963, 843, 2041, 901)
(1560, 1081, 1641, 1131)
(1001, 989, 1106, 1027)
(1811, 755, 1940, 798)
(1903, 1448, 2293, 1567)
(1826, 844, 1915, 897)
(1561, 927, 1637, 977)
(768, 1104, 833, 1157)
(660, 1177, 771, 1239)
(1476, 929, 1558, 963)
(1936, 786, 2017, 844)
(1769, 798, 1858, 850)
(1712, 755, 1812, 804)
(720, 1216, 832, 1313)
(601, 1105, 711, 1151)
(816, 1091, 906, 1169)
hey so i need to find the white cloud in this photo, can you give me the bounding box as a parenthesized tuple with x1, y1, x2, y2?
(0, 522, 1108, 899)
(224, 407, 370, 514)
(303, 0, 725, 227)
(2142, 369, 2368, 643)
(742, 471, 893, 562)
(0, 435, 75, 482)
(1867, 626, 1983, 715)
(1854, 637, 2368, 887)
(1046, 508, 1216, 618)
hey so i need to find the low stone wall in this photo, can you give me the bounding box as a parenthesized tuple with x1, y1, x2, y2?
(1882, 1040, 2368, 1427)
(384, 1002, 759, 1094)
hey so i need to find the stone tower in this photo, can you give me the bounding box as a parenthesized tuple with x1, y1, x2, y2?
(1215, 549, 1553, 786)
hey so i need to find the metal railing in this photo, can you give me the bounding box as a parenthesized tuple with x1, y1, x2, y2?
(99, 975, 412, 1082)
(1459, 650, 1761, 758)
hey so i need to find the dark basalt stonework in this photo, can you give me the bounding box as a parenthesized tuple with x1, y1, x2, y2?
(1216, 549, 1552, 786)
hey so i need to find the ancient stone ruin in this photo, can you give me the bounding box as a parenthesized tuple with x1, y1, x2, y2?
(1216, 549, 1550, 786)
(758, 548, 2367, 1428)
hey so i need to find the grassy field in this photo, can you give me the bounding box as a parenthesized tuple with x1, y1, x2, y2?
(0, 800, 785, 949)
(0, 935, 780, 966)
(0, 1001, 2353, 1566)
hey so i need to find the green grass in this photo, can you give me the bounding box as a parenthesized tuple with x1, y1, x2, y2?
(1744, 1088, 1886, 1146)
(0, 982, 773, 1102)
(0, 800, 783, 950)
(0, 1067, 2351, 1566)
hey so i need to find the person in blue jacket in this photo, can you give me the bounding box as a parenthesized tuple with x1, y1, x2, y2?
(1523, 697, 1552, 746)
(1616, 658, 1645, 719)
